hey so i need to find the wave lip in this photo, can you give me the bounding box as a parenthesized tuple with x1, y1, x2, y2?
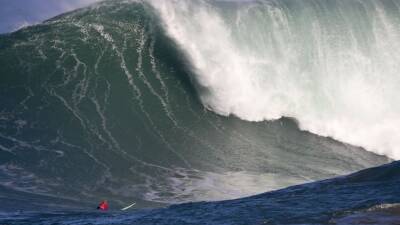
(149, 0, 400, 159)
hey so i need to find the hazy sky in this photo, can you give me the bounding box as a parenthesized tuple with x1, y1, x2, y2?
(0, 0, 101, 33)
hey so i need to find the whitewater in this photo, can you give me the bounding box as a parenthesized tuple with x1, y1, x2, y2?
(149, 0, 400, 159)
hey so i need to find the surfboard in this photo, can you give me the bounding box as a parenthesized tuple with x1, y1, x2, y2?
(121, 202, 136, 211)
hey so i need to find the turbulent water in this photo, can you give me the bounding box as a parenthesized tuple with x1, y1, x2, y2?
(0, 0, 398, 221)
(150, 0, 400, 159)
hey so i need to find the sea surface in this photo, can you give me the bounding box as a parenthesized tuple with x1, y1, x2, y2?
(0, 0, 399, 224)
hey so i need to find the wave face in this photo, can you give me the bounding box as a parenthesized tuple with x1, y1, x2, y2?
(0, 0, 391, 208)
(150, 0, 400, 159)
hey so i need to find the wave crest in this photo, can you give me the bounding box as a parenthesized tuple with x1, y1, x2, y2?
(150, 0, 400, 159)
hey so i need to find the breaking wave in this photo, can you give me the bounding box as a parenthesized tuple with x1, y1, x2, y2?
(150, 0, 400, 159)
(0, 0, 393, 208)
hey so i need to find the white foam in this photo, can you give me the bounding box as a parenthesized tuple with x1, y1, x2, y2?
(149, 0, 400, 159)
(142, 168, 306, 203)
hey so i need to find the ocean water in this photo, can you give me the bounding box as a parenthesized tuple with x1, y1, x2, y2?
(2, 161, 400, 224)
(0, 0, 398, 224)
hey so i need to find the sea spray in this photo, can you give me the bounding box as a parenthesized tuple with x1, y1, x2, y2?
(149, 0, 400, 159)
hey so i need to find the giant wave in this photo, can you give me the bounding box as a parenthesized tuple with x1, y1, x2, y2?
(0, 0, 395, 210)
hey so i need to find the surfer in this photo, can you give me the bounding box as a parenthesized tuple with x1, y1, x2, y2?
(97, 200, 109, 211)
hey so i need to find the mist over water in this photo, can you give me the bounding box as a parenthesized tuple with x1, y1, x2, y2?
(150, 0, 400, 159)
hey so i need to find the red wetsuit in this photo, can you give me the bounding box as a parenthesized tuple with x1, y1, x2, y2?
(97, 201, 109, 211)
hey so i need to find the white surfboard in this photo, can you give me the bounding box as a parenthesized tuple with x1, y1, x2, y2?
(121, 202, 136, 211)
